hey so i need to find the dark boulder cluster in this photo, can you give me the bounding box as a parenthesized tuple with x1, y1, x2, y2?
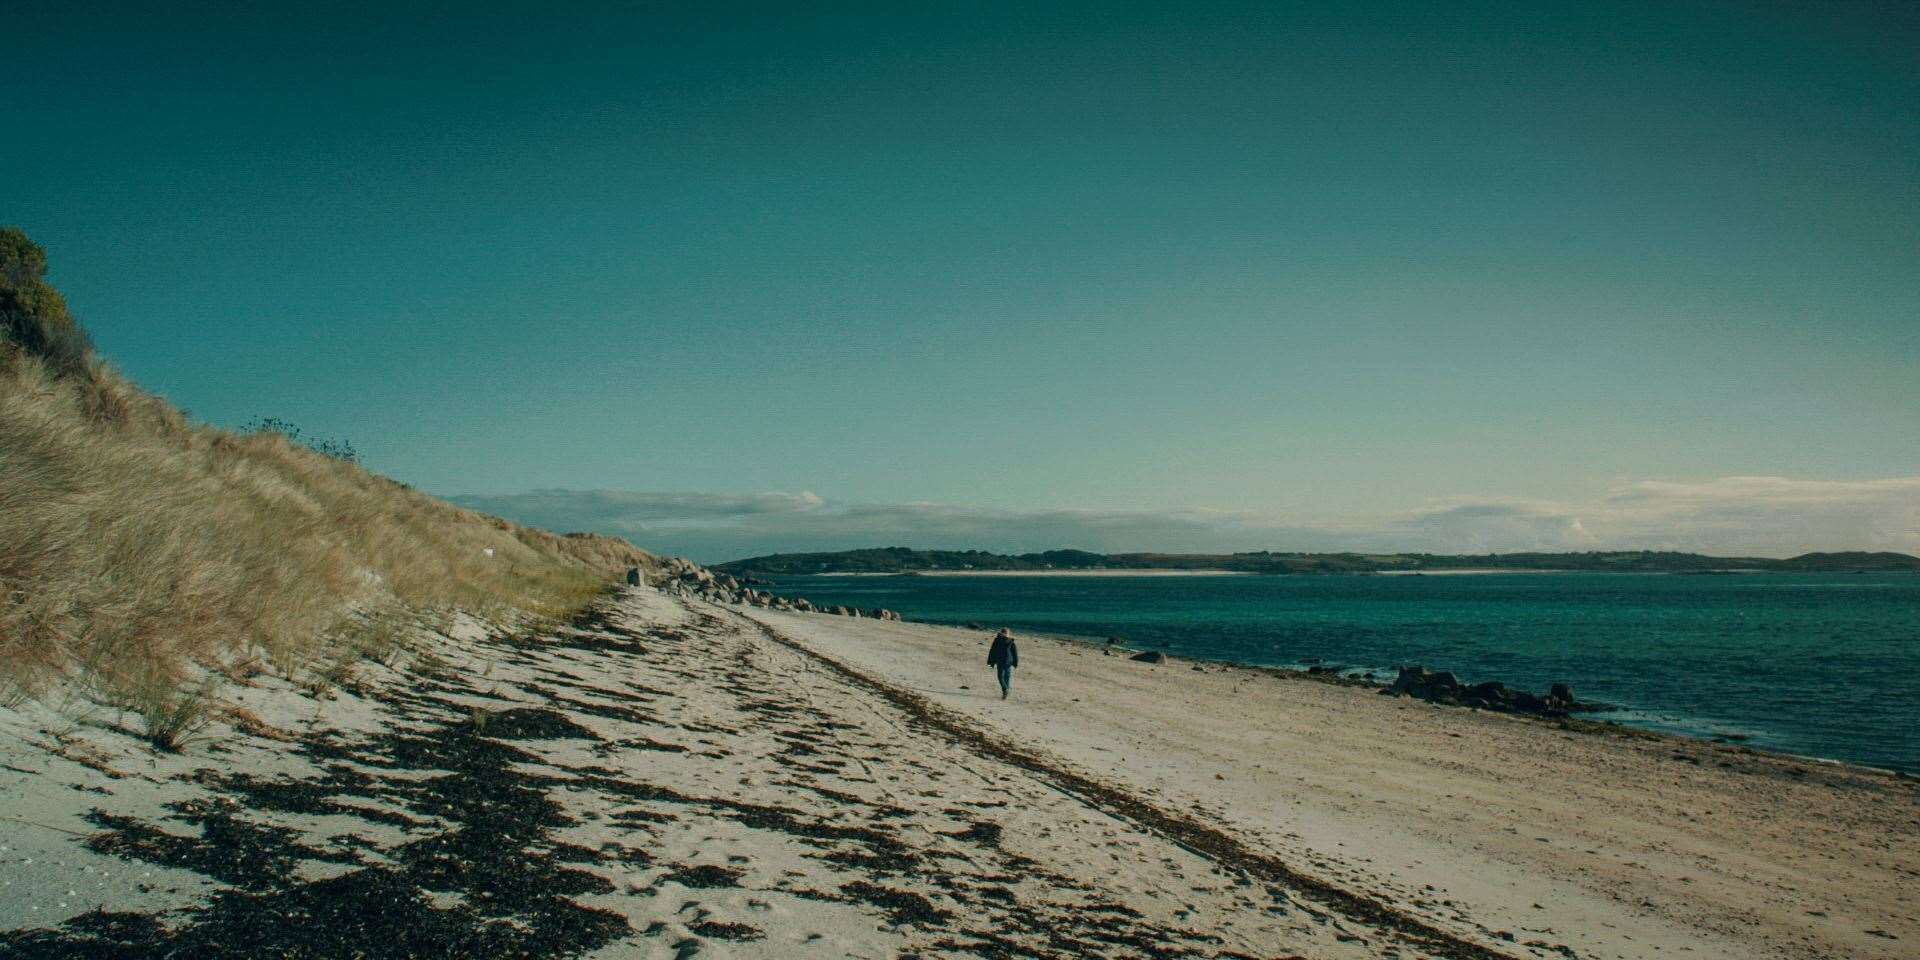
(655, 559, 902, 621)
(817, 604, 904, 621)
(1381, 666, 1589, 718)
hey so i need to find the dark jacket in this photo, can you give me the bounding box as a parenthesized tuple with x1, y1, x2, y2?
(987, 635, 1019, 668)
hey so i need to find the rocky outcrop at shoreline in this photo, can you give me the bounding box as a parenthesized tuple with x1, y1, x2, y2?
(1381, 665, 1605, 718)
(655, 558, 902, 621)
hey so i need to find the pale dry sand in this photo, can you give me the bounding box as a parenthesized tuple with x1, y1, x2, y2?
(0, 590, 1466, 958)
(753, 608, 1919, 960)
(2, 588, 1912, 959)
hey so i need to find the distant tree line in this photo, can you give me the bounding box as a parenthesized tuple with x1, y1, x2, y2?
(716, 547, 1920, 577)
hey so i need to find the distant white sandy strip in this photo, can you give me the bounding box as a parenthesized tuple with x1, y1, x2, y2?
(1372, 567, 1555, 575)
(1372, 568, 1778, 575)
(821, 567, 1781, 577)
(814, 568, 1253, 577)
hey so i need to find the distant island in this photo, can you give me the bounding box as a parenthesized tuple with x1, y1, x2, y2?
(716, 547, 1920, 577)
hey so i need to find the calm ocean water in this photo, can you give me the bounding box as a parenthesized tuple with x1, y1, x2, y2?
(763, 572, 1920, 773)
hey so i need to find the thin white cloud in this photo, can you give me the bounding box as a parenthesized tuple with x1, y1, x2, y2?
(1378, 477, 1920, 557)
(450, 476, 1920, 563)
(1380, 500, 1603, 553)
(1606, 476, 1920, 508)
(452, 489, 825, 534)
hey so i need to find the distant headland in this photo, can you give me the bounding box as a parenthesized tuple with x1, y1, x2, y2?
(716, 547, 1920, 577)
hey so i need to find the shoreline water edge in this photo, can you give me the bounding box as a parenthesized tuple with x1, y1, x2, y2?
(666, 565, 1919, 778)
(969, 626, 1917, 781)
(741, 592, 1920, 959)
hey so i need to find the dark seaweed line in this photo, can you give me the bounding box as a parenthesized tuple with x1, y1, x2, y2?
(740, 610, 1528, 960)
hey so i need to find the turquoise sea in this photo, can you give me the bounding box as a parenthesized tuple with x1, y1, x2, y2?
(762, 572, 1920, 774)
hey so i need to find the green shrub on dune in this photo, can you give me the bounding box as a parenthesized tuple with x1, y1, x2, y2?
(1, 227, 93, 378)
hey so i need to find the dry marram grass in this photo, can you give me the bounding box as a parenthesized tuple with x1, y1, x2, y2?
(1, 228, 654, 721)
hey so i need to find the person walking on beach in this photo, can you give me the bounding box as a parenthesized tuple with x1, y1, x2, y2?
(987, 628, 1019, 699)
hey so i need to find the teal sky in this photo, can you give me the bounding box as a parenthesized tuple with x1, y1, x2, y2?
(6, 2, 1917, 559)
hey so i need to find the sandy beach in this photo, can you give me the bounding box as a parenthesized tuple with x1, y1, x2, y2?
(3, 587, 1913, 959)
(753, 607, 1919, 960)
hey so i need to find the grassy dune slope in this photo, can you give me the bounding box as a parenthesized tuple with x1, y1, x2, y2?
(0, 228, 652, 720)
